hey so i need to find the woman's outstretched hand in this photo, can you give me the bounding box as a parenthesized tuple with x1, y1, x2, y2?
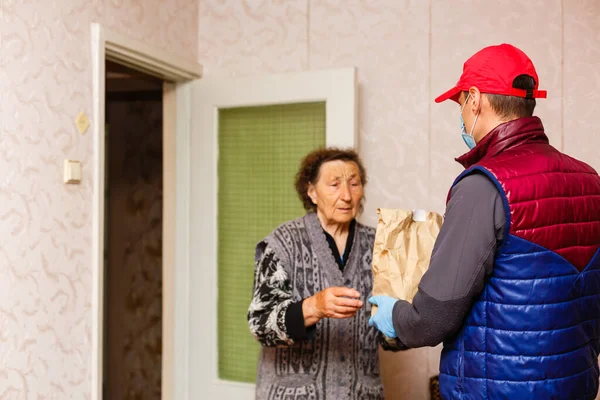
(302, 287, 363, 327)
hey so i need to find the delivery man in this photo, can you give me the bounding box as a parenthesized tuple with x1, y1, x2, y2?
(369, 43, 600, 399)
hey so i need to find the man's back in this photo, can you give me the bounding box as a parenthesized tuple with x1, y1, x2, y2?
(368, 43, 600, 400)
(441, 117, 600, 399)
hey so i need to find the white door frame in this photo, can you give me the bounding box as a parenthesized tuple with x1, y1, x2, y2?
(190, 68, 357, 399)
(91, 23, 202, 400)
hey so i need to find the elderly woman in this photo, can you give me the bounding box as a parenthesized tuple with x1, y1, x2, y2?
(247, 147, 390, 399)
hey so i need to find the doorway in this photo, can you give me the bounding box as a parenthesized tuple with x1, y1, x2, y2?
(103, 61, 164, 400)
(91, 24, 202, 400)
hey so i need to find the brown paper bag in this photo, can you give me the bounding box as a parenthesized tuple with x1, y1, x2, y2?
(371, 208, 443, 315)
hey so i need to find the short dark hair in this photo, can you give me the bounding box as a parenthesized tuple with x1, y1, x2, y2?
(295, 147, 367, 212)
(464, 74, 537, 119)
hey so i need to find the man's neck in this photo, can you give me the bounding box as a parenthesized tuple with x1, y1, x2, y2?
(475, 114, 518, 143)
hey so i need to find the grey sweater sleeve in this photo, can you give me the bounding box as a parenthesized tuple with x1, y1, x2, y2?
(391, 172, 505, 348)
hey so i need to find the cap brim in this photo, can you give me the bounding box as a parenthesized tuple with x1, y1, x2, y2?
(435, 87, 461, 103)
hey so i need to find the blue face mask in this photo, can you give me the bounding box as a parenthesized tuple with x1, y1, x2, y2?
(461, 115, 476, 149)
(460, 94, 479, 150)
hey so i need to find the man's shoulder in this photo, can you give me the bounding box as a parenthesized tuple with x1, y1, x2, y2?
(449, 171, 506, 238)
(452, 171, 501, 200)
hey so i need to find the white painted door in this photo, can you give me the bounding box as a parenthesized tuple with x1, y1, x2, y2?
(177, 68, 358, 399)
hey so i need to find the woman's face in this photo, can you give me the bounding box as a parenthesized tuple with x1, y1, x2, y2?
(308, 160, 364, 226)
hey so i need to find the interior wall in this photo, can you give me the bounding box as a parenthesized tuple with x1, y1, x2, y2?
(105, 96, 163, 400)
(197, 1, 600, 399)
(0, 0, 597, 398)
(0, 1, 198, 397)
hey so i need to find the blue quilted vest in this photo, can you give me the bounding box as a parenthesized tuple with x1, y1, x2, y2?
(439, 118, 600, 400)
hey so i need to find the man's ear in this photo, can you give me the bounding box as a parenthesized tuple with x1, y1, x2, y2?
(468, 87, 482, 112)
(307, 183, 318, 205)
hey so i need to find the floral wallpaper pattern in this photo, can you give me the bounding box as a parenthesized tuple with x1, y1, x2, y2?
(1, 0, 599, 398)
(0, 1, 197, 398)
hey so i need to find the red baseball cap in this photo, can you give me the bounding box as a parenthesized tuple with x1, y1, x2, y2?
(435, 43, 547, 103)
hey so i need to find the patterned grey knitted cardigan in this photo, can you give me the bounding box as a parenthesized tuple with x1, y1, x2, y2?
(248, 212, 384, 399)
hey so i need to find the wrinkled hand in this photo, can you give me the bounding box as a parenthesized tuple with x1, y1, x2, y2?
(368, 295, 399, 338)
(303, 287, 363, 325)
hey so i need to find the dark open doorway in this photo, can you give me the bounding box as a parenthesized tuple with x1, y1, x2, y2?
(103, 60, 164, 400)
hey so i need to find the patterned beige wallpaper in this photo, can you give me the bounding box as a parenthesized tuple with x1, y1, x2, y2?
(1, 0, 599, 398)
(0, 1, 197, 398)
(564, 0, 600, 170)
(198, 1, 600, 399)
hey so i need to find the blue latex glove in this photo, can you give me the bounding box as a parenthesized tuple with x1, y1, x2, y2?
(368, 295, 399, 338)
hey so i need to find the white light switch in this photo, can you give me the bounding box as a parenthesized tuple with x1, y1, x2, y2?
(64, 160, 81, 184)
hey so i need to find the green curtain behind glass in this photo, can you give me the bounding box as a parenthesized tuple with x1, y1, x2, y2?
(217, 102, 326, 383)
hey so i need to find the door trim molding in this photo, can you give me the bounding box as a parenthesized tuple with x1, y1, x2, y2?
(91, 23, 202, 400)
(104, 28, 202, 82)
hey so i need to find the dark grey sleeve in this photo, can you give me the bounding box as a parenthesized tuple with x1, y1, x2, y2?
(391, 172, 505, 348)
